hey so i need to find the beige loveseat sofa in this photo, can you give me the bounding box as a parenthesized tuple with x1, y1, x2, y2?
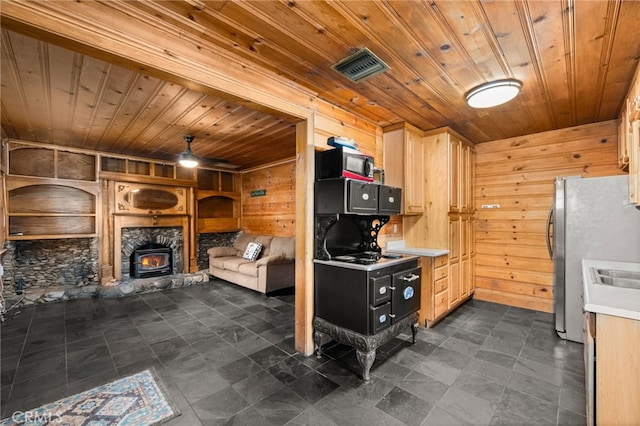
(207, 233, 295, 294)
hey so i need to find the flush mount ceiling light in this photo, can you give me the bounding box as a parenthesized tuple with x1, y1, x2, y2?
(178, 135, 199, 168)
(465, 79, 522, 108)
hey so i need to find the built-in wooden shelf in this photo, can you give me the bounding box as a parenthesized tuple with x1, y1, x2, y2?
(4, 141, 99, 240)
(196, 170, 241, 233)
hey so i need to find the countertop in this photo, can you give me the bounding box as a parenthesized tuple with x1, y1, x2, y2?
(385, 240, 449, 258)
(314, 255, 418, 272)
(582, 259, 640, 321)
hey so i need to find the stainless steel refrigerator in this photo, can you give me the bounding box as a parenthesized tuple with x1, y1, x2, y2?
(548, 175, 640, 343)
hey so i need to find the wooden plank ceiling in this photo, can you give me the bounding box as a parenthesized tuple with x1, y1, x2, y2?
(1, 0, 639, 170)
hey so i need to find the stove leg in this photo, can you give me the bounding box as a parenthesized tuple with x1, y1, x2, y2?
(410, 322, 418, 344)
(313, 330, 323, 359)
(356, 349, 376, 381)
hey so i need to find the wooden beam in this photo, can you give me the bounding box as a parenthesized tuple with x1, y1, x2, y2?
(295, 118, 315, 355)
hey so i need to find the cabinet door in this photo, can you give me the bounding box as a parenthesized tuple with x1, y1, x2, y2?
(448, 217, 461, 306)
(460, 216, 472, 298)
(630, 119, 639, 204)
(405, 129, 425, 214)
(465, 146, 475, 212)
(448, 138, 460, 212)
(619, 102, 630, 169)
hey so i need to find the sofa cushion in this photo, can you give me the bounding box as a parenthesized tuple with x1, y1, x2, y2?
(233, 234, 255, 256)
(270, 236, 295, 259)
(242, 242, 263, 261)
(254, 235, 273, 256)
(209, 255, 234, 269)
(222, 257, 253, 272)
(208, 246, 237, 257)
(238, 262, 259, 277)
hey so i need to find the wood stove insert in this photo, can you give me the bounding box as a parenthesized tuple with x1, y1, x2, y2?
(131, 243, 173, 278)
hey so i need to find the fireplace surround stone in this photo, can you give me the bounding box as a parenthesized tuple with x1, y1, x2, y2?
(120, 227, 183, 281)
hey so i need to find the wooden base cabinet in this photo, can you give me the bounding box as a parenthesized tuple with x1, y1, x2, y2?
(594, 313, 640, 425)
(419, 255, 450, 327)
(419, 250, 474, 328)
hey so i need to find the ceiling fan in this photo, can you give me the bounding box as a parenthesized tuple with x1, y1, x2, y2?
(177, 135, 239, 169)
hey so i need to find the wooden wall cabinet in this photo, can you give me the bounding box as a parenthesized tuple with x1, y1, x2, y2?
(383, 123, 425, 215)
(618, 62, 640, 205)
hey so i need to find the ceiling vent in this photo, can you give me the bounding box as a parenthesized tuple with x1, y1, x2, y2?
(332, 48, 390, 83)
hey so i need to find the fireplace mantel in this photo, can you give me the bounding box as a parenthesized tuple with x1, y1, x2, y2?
(100, 180, 195, 283)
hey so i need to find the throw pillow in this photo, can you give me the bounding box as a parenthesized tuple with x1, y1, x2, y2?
(242, 242, 263, 261)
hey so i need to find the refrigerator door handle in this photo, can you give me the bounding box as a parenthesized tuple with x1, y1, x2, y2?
(546, 206, 554, 259)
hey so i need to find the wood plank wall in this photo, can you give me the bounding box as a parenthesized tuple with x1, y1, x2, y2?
(241, 160, 297, 237)
(474, 120, 623, 312)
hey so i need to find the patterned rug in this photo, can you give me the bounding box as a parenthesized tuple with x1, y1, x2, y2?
(1, 368, 180, 425)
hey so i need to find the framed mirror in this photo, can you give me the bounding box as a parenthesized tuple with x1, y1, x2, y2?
(116, 183, 186, 214)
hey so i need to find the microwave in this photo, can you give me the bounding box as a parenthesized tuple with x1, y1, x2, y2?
(315, 147, 374, 182)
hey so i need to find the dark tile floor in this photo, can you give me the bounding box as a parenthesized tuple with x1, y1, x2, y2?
(1, 279, 586, 425)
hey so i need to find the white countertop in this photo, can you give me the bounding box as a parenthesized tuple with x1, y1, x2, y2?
(386, 240, 449, 258)
(582, 259, 640, 320)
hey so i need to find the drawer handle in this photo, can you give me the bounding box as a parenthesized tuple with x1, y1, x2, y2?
(388, 196, 395, 203)
(362, 193, 369, 200)
(379, 314, 387, 323)
(401, 274, 419, 282)
(379, 286, 387, 295)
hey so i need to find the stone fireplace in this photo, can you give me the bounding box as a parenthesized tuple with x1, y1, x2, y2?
(120, 227, 183, 281)
(111, 213, 190, 281)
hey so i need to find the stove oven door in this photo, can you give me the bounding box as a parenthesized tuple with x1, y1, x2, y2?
(390, 266, 421, 323)
(370, 303, 392, 334)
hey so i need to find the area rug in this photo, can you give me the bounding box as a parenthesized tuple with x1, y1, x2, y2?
(1, 368, 180, 425)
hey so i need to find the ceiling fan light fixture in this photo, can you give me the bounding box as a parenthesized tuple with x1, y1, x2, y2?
(178, 149, 199, 168)
(465, 79, 522, 108)
(178, 135, 199, 168)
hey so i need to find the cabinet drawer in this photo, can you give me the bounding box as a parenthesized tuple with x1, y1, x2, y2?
(434, 289, 448, 318)
(434, 276, 448, 294)
(434, 255, 448, 268)
(434, 264, 448, 281)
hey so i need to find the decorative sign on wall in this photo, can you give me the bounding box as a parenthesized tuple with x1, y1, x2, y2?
(250, 189, 267, 197)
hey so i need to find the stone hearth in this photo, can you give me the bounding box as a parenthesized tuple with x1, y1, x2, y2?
(10, 271, 210, 306)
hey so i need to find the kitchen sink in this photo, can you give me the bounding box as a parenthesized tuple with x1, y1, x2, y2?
(591, 268, 640, 290)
